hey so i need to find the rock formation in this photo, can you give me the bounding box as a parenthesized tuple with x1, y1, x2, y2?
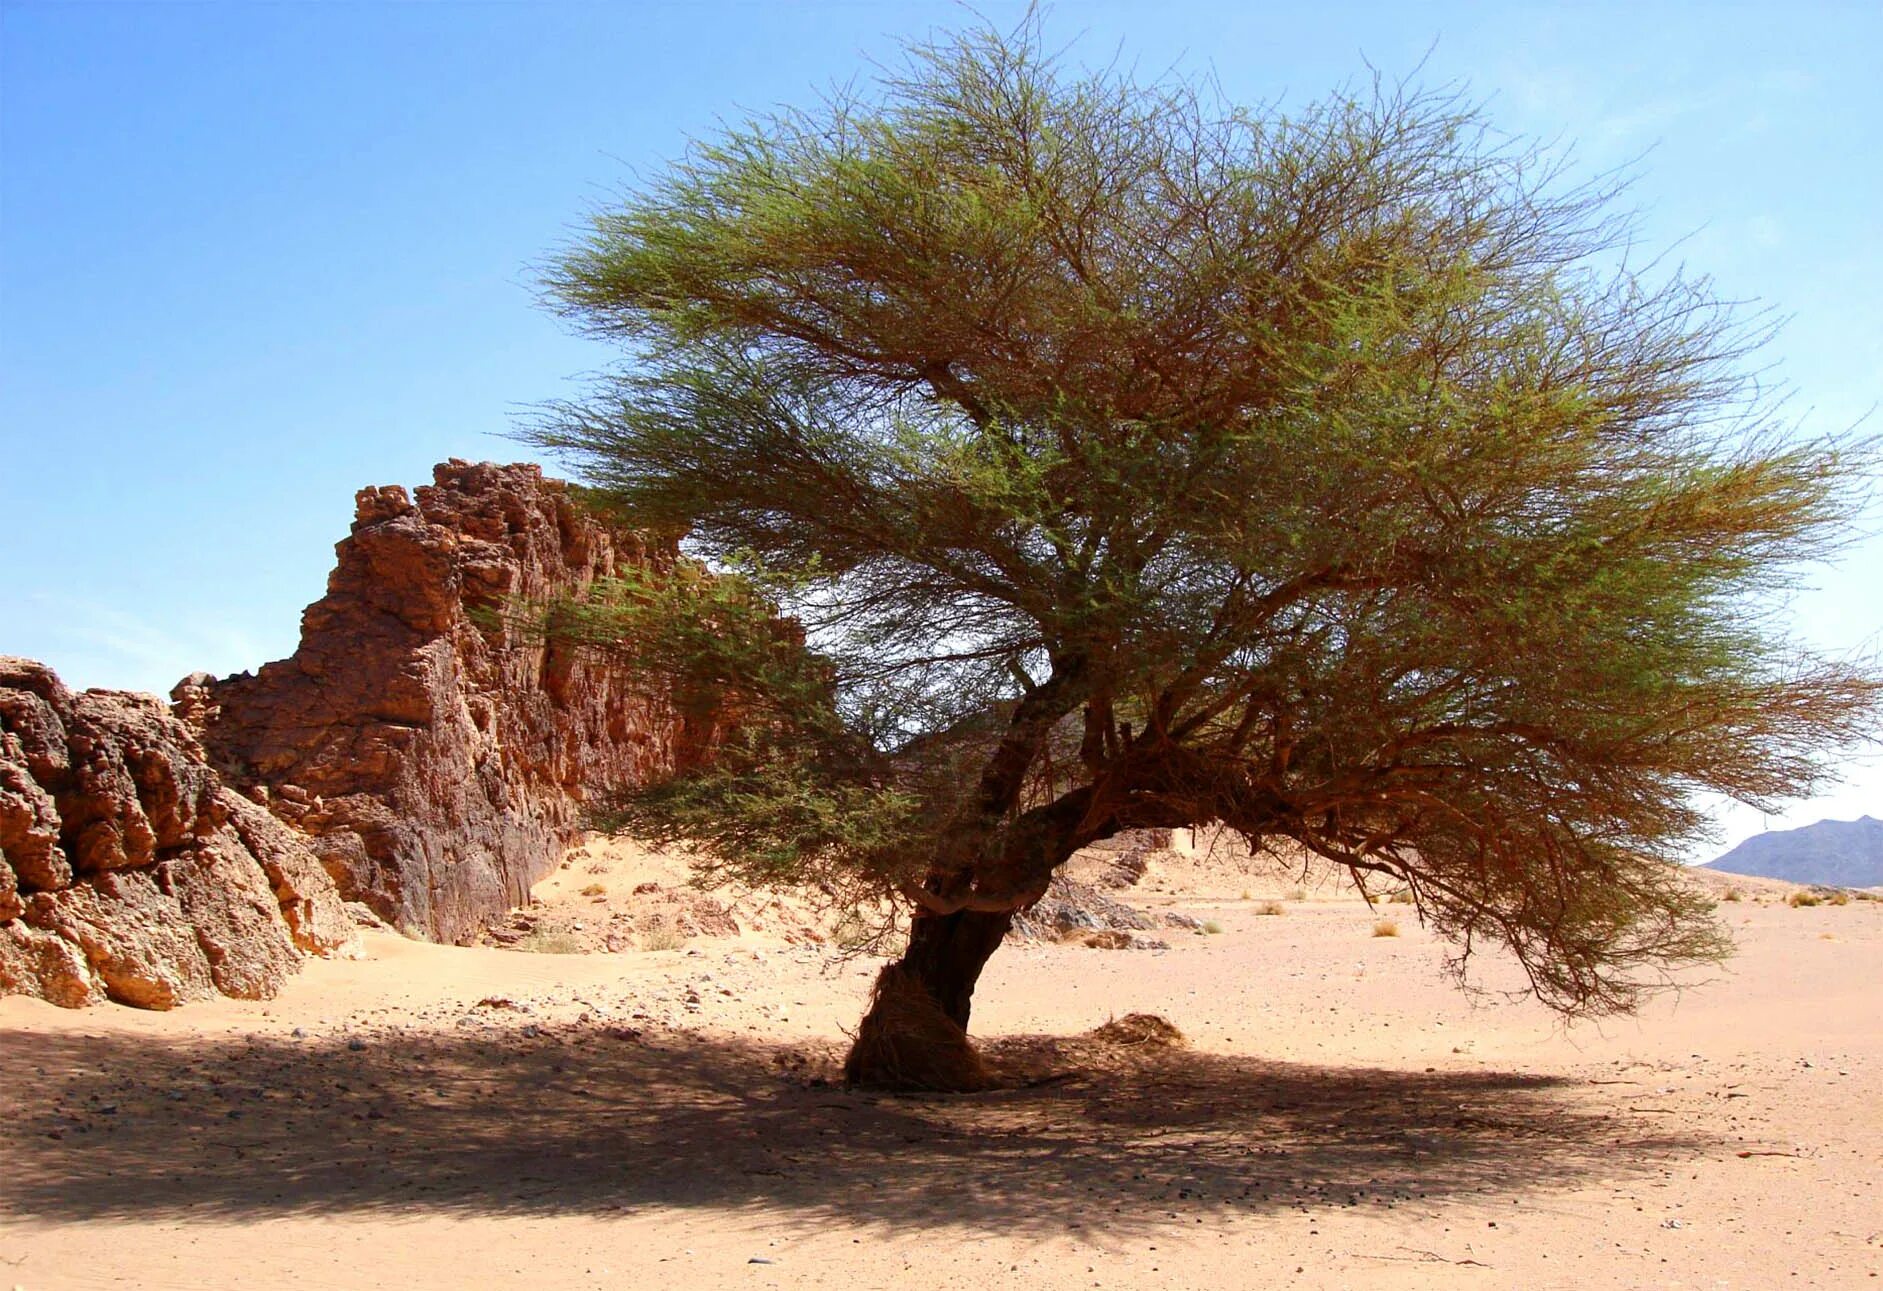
(182, 460, 730, 944)
(1008, 830, 1193, 948)
(1, 657, 354, 1008)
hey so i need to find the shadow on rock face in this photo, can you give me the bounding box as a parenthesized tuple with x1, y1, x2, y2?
(0, 1019, 1703, 1236)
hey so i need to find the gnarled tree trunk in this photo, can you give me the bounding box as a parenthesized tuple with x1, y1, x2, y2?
(843, 663, 1095, 1091)
(894, 906, 1014, 1028)
(842, 906, 1014, 1091)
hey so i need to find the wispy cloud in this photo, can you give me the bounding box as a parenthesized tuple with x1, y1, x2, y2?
(10, 592, 279, 697)
(1486, 55, 1815, 170)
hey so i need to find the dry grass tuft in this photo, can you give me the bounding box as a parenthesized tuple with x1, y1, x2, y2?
(1372, 918, 1400, 938)
(639, 925, 688, 952)
(829, 911, 879, 952)
(1255, 901, 1286, 916)
(514, 930, 586, 955)
(1789, 890, 1822, 908)
(1087, 1013, 1186, 1048)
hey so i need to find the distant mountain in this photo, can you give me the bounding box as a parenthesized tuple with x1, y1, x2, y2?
(1703, 816, 1883, 887)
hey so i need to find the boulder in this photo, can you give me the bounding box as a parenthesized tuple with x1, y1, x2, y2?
(0, 657, 354, 1009)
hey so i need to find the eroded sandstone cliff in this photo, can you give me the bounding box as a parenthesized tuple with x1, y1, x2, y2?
(181, 460, 726, 944)
(0, 657, 354, 1008)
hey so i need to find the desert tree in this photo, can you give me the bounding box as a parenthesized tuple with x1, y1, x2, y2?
(527, 19, 1879, 1087)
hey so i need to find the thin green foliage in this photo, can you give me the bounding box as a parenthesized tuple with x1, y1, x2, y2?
(524, 16, 1880, 1016)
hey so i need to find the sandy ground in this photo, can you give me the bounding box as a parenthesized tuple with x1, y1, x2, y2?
(3, 848, 1880, 1291)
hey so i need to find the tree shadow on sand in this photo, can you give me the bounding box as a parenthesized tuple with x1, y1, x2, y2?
(1, 1017, 1702, 1236)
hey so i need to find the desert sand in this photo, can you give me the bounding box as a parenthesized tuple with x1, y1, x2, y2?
(3, 842, 1878, 1291)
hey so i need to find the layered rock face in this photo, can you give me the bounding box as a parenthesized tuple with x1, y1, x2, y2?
(1, 657, 354, 1008)
(182, 460, 723, 944)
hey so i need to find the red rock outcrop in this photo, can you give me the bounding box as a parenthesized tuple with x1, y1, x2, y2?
(181, 460, 728, 944)
(1, 657, 354, 1009)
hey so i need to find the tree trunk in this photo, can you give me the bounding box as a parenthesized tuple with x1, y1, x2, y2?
(839, 776, 1095, 1091)
(897, 907, 1014, 1028)
(841, 907, 1014, 1091)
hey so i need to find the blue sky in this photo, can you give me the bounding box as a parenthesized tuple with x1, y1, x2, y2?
(3, 1, 1878, 854)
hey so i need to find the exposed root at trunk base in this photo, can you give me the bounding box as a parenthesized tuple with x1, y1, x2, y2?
(842, 965, 989, 1093)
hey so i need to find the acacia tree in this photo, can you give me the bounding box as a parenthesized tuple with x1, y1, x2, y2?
(530, 23, 1878, 1088)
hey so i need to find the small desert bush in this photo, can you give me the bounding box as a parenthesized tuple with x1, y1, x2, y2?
(1255, 901, 1286, 916)
(1285, 887, 1308, 902)
(640, 925, 688, 952)
(1721, 887, 1742, 902)
(1372, 918, 1400, 937)
(516, 930, 586, 954)
(579, 882, 606, 897)
(1789, 890, 1821, 908)
(1201, 919, 1224, 935)
(1239, 889, 1253, 901)
(830, 911, 877, 951)
(1827, 890, 1850, 906)
(1387, 888, 1415, 904)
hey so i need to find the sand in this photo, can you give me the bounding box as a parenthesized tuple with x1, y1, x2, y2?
(3, 854, 1879, 1291)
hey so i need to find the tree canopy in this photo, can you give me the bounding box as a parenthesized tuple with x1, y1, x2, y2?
(528, 20, 1879, 1083)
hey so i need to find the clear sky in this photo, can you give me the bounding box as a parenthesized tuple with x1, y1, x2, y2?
(3, 1, 1878, 856)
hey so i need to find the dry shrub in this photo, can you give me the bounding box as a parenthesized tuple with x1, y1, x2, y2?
(1256, 900, 1286, 916)
(1201, 919, 1225, 934)
(1285, 888, 1308, 902)
(829, 910, 877, 951)
(1388, 888, 1416, 904)
(1087, 1013, 1186, 1048)
(1722, 887, 1742, 902)
(1789, 890, 1822, 908)
(1372, 918, 1400, 937)
(843, 965, 988, 1092)
(1828, 890, 1851, 906)
(640, 925, 687, 951)
(515, 930, 585, 954)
